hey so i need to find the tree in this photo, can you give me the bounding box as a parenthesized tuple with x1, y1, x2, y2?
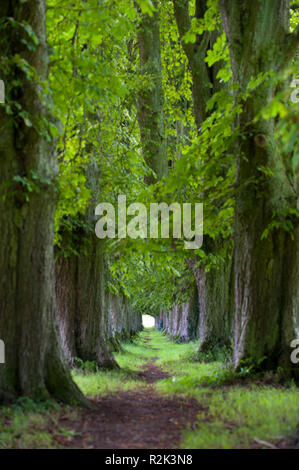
(0, 0, 88, 404)
(172, 0, 234, 353)
(136, 0, 168, 182)
(57, 157, 119, 369)
(51, 0, 143, 369)
(219, 0, 299, 375)
(173, 0, 215, 130)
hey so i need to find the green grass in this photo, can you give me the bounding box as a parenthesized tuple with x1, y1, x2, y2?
(181, 386, 299, 449)
(0, 328, 298, 449)
(142, 329, 299, 449)
(0, 398, 77, 449)
(73, 368, 146, 397)
(68, 329, 299, 448)
(73, 329, 160, 397)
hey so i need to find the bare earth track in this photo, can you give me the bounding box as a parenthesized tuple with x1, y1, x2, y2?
(58, 336, 202, 449)
(53, 334, 298, 449)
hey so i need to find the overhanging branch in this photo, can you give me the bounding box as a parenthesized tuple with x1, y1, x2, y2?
(285, 25, 299, 64)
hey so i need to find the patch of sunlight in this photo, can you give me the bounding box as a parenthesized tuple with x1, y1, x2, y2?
(142, 314, 155, 328)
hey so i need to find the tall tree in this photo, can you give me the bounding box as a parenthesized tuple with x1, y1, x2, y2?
(219, 0, 299, 375)
(136, 0, 168, 182)
(173, 0, 233, 353)
(56, 157, 119, 369)
(0, 0, 88, 404)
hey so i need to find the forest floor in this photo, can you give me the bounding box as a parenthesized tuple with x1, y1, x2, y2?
(0, 329, 299, 449)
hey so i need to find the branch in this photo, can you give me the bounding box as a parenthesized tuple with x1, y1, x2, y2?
(172, 0, 192, 60)
(172, 0, 209, 62)
(285, 25, 299, 63)
(195, 0, 208, 19)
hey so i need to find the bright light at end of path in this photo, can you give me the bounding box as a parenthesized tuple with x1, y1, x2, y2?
(142, 314, 155, 328)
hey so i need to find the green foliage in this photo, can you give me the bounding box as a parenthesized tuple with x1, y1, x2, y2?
(55, 216, 94, 257)
(44, 0, 299, 316)
(0, 15, 60, 140)
(47, 0, 147, 251)
(11, 397, 58, 414)
(182, 385, 299, 449)
(0, 398, 61, 449)
(194, 344, 232, 364)
(143, 331, 299, 449)
(73, 358, 99, 373)
(0, 330, 298, 449)
(0, 0, 298, 450)
(261, 207, 299, 241)
(44, 0, 236, 315)
(182, 0, 220, 44)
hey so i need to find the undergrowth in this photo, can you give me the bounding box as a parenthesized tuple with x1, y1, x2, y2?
(0, 397, 77, 449)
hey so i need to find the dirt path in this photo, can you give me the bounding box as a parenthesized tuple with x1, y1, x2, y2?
(137, 357, 169, 383)
(58, 336, 202, 449)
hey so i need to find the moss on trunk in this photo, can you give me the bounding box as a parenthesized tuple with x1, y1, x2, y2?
(219, 0, 299, 377)
(0, 0, 89, 406)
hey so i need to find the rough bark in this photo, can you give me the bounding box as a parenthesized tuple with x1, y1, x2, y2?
(136, 0, 168, 182)
(75, 238, 118, 368)
(156, 287, 199, 342)
(219, 0, 299, 376)
(55, 157, 118, 369)
(55, 254, 77, 363)
(55, 250, 143, 364)
(193, 254, 234, 351)
(0, 0, 88, 405)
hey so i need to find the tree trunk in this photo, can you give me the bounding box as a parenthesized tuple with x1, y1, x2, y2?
(173, 0, 234, 352)
(219, 0, 299, 376)
(75, 238, 119, 368)
(56, 247, 120, 369)
(55, 253, 78, 363)
(56, 157, 118, 369)
(157, 287, 199, 342)
(173, 0, 213, 129)
(136, 0, 168, 182)
(56, 250, 143, 363)
(0, 0, 88, 405)
(193, 254, 234, 352)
